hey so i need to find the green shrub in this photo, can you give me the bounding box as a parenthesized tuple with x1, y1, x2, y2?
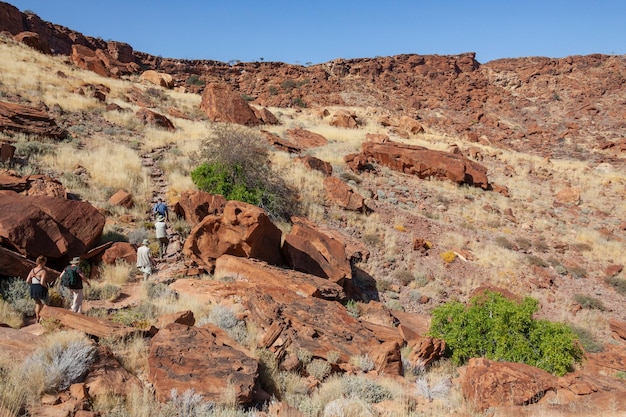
(185, 74, 205, 86)
(573, 294, 606, 311)
(191, 124, 297, 221)
(428, 291, 583, 376)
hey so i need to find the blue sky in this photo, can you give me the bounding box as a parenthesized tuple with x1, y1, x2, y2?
(7, 1, 626, 64)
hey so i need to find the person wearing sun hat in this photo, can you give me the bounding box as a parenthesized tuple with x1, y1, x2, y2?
(136, 239, 154, 281)
(59, 256, 90, 313)
(154, 214, 168, 259)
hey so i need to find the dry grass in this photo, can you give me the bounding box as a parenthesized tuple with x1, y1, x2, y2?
(0, 299, 24, 328)
(98, 262, 134, 285)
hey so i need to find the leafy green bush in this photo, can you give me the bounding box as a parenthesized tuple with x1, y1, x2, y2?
(191, 124, 297, 220)
(429, 291, 583, 376)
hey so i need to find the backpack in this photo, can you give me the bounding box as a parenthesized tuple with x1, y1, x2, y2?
(61, 266, 81, 289)
(153, 202, 167, 216)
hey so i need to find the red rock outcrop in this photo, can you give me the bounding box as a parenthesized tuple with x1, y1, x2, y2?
(71, 44, 139, 78)
(108, 189, 134, 208)
(100, 242, 137, 266)
(140, 70, 173, 88)
(173, 190, 227, 227)
(84, 346, 141, 398)
(286, 128, 328, 148)
(461, 358, 557, 411)
(296, 155, 332, 176)
(259, 130, 302, 153)
(323, 176, 367, 211)
(40, 306, 140, 339)
(214, 255, 345, 300)
(135, 108, 175, 131)
(281, 217, 352, 284)
(352, 140, 489, 189)
(148, 323, 258, 403)
(0, 194, 105, 262)
(0, 100, 67, 139)
(183, 200, 283, 271)
(200, 82, 261, 126)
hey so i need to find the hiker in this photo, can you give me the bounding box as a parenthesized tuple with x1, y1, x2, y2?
(59, 256, 91, 313)
(154, 214, 168, 259)
(26, 255, 50, 323)
(137, 239, 154, 281)
(152, 197, 169, 221)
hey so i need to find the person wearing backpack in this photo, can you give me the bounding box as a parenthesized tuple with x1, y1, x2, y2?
(59, 256, 91, 313)
(152, 198, 169, 221)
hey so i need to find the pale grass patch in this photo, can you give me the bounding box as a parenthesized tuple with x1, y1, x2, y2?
(98, 262, 134, 285)
(0, 299, 23, 328)
(0, 350, 28, 414)
(271, 151, 327, 214)
(102, 108, 144, 131)
(39, 138, 149, 200)
(475, 240, 522, 269)
(167, 171, 196, 198)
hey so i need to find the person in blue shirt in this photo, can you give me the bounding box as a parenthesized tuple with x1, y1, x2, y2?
(152, 197, 169, 221)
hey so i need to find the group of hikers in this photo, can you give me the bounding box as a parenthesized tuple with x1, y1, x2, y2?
(24, 197, 170, 323)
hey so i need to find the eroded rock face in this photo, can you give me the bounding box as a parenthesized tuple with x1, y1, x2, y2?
(286, 128, 328, 148)
(281, 217, 352, 284)
(135, 108, 175, 131)
(0, 194, 105, 262)
(461, 358, 557, 412)
(353, 140, 489, 189)
(183, 201, 283, 271)
(323, 176, 366, 211)
(0, 100, 67, 139)
(140, 70, 174, 88)
(147, 323, 258, 403)
(214, 255, 345, 300)
(200, 83, 261, 126)
(174, 190, 227, 227)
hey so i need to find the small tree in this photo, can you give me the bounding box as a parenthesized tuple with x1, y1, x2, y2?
(429, 291, 583, 376)
(191, 124, 298, 220)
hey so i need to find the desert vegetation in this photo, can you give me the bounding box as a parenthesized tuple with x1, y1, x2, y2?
(0, 25, 626, 417)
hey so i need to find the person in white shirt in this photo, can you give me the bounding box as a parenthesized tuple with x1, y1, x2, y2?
(136, 239, 154, 281)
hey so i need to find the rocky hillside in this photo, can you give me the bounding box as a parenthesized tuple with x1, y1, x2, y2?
(0, 1, 625, 416)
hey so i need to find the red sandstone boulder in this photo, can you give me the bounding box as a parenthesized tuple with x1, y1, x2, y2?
(405, 336, 446, 370)
(135, 108, 175, 131)
(155, 310, 195, 329)
(101, 242, 137, 266)
(0, 194, 105, 261)
(252, 107, 279, 124)
(281, 217, 352, 284)
(461, 358, 557, 412)
(358, 140, 489, 189)
(173, 190, 227, 227)
(296, 155, 333, 176)
(555, 187, 581, 206)
(0, 142, 16, 162)
(140, 70, 173, 88)
(14, 31, 50, 54)
(183, 201, 283, 271)
(259, 130, 302, 153)
(200, 83, 261, 126)
(148, 323, 258, 403)
(70, 44, 138, 78)
(286, 128, 328, 148)
(323, 176, 367, 211)
(245, 284, 399, 371)
(214, 255, 345, 300)
(0, 100, 67, 139)
(84, 346, 141, 399)
(108, 189, 134, 208)
(329, 110, 358, 128)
